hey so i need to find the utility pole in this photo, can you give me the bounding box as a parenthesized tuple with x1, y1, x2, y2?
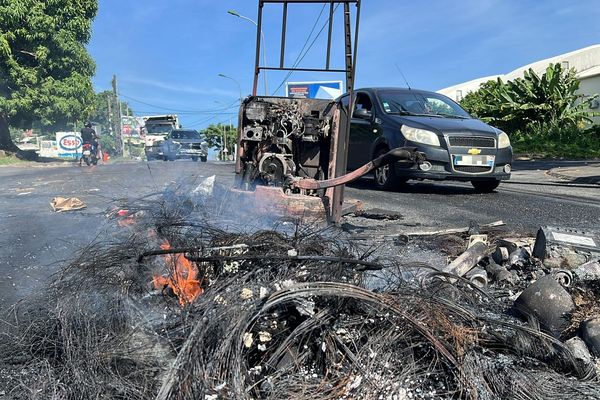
(111, 74, 124, 156)
(106, 96, 113, 136)
(224, 125, 228, 161)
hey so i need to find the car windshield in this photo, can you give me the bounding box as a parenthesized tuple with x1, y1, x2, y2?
(146, 124, 173, 134)
(378, 90, 471, 119)
(171, 130, 200, 140)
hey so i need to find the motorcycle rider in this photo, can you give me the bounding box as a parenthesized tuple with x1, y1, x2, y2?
(80, 121, 99, 166)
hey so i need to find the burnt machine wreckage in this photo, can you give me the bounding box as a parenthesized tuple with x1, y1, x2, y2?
(233, 0, 425, 223)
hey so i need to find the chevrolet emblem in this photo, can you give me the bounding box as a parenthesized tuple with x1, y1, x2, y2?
(468, 148, 482, 155)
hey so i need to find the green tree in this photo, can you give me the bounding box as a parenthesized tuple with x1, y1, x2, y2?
(0, 0, 98, 155)
(461, 63, 597, 134)
(200, 123, 237, 160)
(90, 90, 133, 133)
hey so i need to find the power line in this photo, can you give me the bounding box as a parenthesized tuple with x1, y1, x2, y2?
(120, 93, 240, 114)
(134, 110, 238, 116)
(271, 3, 339, 96)
(270, 3, 326, 95)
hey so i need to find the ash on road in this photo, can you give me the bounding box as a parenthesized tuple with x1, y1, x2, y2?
(0, 159, 597, 309)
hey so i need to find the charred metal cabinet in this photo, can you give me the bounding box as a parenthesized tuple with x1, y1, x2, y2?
(235, 0, 362, 223)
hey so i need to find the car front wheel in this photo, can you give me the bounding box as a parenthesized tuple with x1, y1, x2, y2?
(373, 149, 406, 190)
(471, 179, 501, 192)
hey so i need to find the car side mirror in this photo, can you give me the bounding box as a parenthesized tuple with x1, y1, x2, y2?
(353, 108, 372, 119)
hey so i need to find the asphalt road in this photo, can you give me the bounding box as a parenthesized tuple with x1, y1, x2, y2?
(0, 159, 598, 311)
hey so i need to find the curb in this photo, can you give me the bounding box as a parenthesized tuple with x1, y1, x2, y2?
(546, 169, 600, 185)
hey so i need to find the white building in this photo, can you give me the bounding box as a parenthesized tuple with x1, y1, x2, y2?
(438, 44, 600, 123)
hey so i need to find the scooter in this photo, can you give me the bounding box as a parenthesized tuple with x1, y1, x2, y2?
(81, 143, 98, 166)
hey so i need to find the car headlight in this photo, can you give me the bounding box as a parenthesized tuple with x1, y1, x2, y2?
(498, 131, 511, 148)
(400, 125, 440, 146)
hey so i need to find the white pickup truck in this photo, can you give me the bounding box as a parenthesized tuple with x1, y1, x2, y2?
(143, 115, 179, 160)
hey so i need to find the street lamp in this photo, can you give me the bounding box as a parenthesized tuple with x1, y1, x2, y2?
(218, 73, 243, 103)
(227, 9, 268, 95)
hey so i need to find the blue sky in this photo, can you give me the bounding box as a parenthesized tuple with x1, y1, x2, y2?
(89, 0, 600, 129)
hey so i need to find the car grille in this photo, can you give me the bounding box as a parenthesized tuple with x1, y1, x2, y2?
(448, 136, 495, 148)
(454, 165, 493, 174)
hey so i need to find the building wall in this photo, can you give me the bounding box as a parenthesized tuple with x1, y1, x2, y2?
(438, 44, 600, 124)
(578, 75, 600, 124)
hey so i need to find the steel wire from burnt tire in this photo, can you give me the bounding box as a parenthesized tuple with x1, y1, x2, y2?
(1, 179, 599, 400)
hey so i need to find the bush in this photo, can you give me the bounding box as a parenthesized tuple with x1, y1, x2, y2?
(512, 125, 600, 158)
(461, 63, 597, 133)
(460, 63, 599, 157)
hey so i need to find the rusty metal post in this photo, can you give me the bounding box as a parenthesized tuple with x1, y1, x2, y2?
(330, 0, 360, 223)
(252, 1, 264, 96)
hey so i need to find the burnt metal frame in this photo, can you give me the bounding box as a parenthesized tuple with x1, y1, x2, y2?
(251, 0, 362, 223)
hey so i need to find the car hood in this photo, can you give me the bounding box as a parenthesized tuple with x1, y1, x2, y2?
(395, 115, 498, 136)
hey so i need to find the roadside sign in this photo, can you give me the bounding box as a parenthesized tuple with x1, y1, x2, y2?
(39, 140, 59, 158)
(122, 116, 144, 137)
(56, 132, 82, 159)
(285, 81, 343, 99)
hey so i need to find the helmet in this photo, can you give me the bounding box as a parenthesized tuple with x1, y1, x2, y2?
(84, 121, 92, 128)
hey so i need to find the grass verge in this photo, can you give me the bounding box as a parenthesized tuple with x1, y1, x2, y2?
(512, 134, 600, 159)
(0, 154, 27, 166)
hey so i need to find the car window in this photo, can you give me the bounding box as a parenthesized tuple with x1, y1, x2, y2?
(339, 94, 350, 109)
(354, 92, 373, 112)
(378, 90, 471, 118)
(425, 97, 461, 116)
(171, 130, 199, 140)
(147, 124, 172, 134)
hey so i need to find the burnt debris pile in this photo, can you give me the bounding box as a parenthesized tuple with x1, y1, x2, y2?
(1, 177, 599, 400)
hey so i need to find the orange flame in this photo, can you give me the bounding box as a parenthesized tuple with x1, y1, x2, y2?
(153, 241, 203, 305)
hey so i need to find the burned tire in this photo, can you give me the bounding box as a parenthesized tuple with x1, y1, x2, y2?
(471, 179, 501, 193)
(200, 156, 207, 162)
(373, 149, 405, 190)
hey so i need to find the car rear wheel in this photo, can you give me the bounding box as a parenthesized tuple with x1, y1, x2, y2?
(471, 179, 501, 192)
(200, 156, 207, 162)
(373, 149, 406, 190)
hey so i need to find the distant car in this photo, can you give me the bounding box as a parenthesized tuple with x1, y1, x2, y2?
(340, 88, 512, 192)
(159, 129, 208, 162)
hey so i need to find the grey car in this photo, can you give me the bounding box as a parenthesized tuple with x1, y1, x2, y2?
(159, 129, 209, 162)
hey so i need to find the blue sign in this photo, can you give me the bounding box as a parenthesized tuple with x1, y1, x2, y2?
(286, 81, 343, 99)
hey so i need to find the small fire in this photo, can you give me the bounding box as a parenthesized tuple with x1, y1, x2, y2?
(115, 209, 136, 227)
(153, 241, 203, 305)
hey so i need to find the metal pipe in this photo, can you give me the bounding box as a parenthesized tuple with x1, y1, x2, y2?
(293, 147, 421, 190)
(325, 1, 334, 69)
(280, 3, 287, 68)
(443, 241, 489, 278)
(466, 267, 489, 288)
(258, 66, 347, 72)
